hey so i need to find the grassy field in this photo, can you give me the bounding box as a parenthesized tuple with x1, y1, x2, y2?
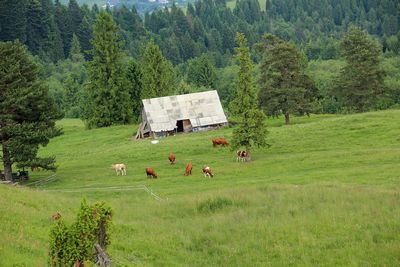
(1, 110, 400, 266)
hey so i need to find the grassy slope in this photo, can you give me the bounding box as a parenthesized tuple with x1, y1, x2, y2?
(1, 110, 400, 266)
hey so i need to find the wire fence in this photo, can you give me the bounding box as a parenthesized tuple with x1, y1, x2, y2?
(26, 174, 167, 201)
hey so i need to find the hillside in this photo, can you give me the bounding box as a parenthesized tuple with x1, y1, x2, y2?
(1, 110, 400, 265)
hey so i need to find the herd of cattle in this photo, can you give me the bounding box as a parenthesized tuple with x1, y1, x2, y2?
(111, 137, 248, 179)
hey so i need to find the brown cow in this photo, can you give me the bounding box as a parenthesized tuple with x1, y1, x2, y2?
(202, 165, 214, 178)
(146, 167, 157, 178)
(168, 152, 176, 164)
(212, 137, 229, 147)
(184, 162, 193, 176)
(236, 150, 248, 162)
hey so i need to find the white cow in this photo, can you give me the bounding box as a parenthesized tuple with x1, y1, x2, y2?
(111, 163, 127, 176)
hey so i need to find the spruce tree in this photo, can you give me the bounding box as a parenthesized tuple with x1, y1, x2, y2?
(82, 12, 132, 128)
(0, 40, 63, 181)
(76, 16, 92, 60)
(69, 33, 84, 61)
(140, 40, 175, 99)
(126, 59, 143, 122)
(187, 54, 217, 88)
(0, 0, 27, 43)
(230, 33, 268, 161)
(258, 34, 318, 124)
(54, 0, 70, 58)
(334, 28, 386, 112)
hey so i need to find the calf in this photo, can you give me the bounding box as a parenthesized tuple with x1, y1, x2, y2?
(202, 165, 214, 178)
(146, 167, 157, 178)
(168, 152, 176, 164)
(236, 150, 248, 162)
(212, 137, 229, 147)
(184, 162, 193, 176)
(111, 163, 127, 176)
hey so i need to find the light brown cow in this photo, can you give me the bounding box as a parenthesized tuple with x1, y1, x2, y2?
(111, 164, 127, 176)
(146, 167, 157, 178)
(168, 152, 176, 164)
(212, 137, 229, 147)
(184, 162, 193, 176)
(202, 165, 214, 178)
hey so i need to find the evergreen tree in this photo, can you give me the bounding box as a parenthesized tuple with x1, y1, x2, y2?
(0, 0, 27, 43)
(230, 33, 268, 161)
(76, 16, 92, 59)
(258, 34, 319, 124)
(334, 28, 386, 112)
(54, 0, 70, 58)
(126, 59, 143, 122)
(82, 12, 132, 128)
(140, 40, 175, 99)
(69, 33, 83, 61)
(187, 54, 217, 88)
(0, 40, 63, 181)
(26, 0, 47, 56)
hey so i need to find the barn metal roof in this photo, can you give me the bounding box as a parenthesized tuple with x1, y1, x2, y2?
(142, 90, 227, 132)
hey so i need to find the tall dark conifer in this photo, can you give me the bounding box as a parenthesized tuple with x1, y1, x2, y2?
(126, 59, 143, 121)
(82, 12, 132, 128)
(140, 40, 175, 99)
(230, 33, 268, 161)
(0, 0, 27, 43)
(0, 40, 63, 181)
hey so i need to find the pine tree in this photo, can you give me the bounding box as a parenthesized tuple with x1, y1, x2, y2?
(0, 40, 63, 181)
(230, 33, 268, 161)
(258, 34, 319, 124)
(140, 40, 175, 99)
(82, 12, 132, 128)
(334, 27, 386, 112)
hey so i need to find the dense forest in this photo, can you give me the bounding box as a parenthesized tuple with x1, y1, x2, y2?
(0, 0, 399, 119)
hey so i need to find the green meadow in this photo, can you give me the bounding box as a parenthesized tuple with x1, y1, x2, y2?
(1, 110, 400, 266)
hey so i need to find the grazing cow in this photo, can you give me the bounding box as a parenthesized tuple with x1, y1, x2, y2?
(212, 137, 229, 147)
(184, 162, 193, 176)
(146, 167, 157, 178)
(202, 165, 214, 178)
(111, 163, 127, 176)
(168, 152, 176, 164)
(236, 150, 248, 162)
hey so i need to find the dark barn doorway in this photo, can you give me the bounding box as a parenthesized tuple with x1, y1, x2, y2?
(176, 120, 184, 132)
(176, 119, 192, 133)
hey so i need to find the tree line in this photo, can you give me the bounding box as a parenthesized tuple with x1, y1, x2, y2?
(0, 0, 399, 64)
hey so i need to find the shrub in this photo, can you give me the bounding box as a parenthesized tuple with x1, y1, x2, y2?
(49, 200, 112, 266)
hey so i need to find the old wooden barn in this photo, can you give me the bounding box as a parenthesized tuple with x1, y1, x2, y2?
(135, 90, 228, 139)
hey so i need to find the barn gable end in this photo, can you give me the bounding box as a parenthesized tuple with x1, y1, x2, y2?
(135, 90, 228, 139)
